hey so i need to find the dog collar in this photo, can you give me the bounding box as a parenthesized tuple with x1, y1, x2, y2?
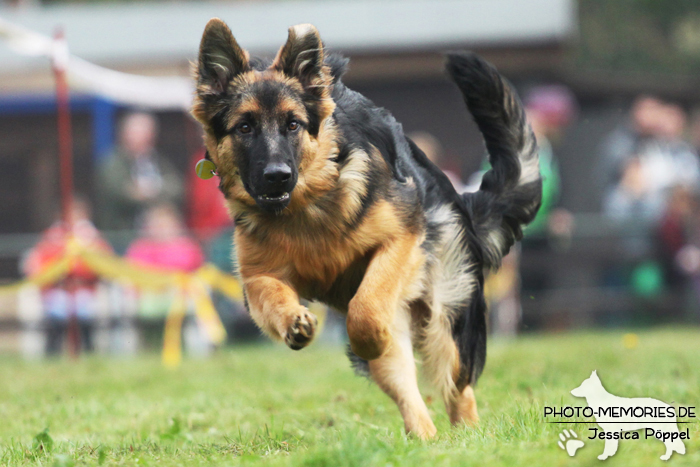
(195, 158, 218, 179)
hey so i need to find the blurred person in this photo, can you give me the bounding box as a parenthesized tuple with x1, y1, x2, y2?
(23, 197, 112, 355)
(520, 85, 575, 236)
(675, 239, 700, 314)
(187, 148, 232, 241)
(657, 185, 697, 289)
(205, 225, 265, 344)
(656, 185, 700, 314)
(466, 85, 574, 235)
(408, 131, 464, 192)
(601, 98, 700, 224)
(646, 104, 699, 194)
(187, 150, 259, 343)
(125, 203, 204, 349)
(602, 155, 665, 224)
(676, 242, 700, 313)
(598, 96, 664, 192)
(471, 85, 576, 335)
(688, 108, 700, 156)
(126, 203, 204, 273)
(96, 112, 183, 232)
(600, 101, 700, 320)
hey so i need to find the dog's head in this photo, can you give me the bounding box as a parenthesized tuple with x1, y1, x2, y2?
(571, 370, 603, 398)
(192, 19, 337, 214)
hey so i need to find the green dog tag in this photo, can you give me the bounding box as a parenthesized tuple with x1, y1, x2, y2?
(195, 159, 217, 179)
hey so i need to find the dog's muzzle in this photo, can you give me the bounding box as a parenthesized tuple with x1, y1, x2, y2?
(255, 163, 295, 212)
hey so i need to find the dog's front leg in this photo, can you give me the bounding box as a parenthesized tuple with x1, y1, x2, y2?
(347, 233, 434, 437)
(244, 275, 317, 350)
(347, 233, 422, 361)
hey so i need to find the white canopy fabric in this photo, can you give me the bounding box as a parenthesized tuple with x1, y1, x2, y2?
(0, 0, 575, 110)
(0, 17, 193, 110)
(0, 0, 575, 68)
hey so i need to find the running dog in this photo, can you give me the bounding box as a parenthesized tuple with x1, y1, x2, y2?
(192, 18, 541, 438)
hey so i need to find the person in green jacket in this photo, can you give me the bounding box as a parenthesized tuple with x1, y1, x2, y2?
(476, 85, 576, 335)
(96, 112, 183, 234)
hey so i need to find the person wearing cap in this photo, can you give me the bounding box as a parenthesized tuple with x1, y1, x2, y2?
(469, 85, 577, 335)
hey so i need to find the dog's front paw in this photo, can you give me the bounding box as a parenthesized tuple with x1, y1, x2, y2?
(285, 309, 318, 350)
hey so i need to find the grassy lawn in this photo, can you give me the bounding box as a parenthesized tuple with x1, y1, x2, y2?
(0, 328, 698, 466)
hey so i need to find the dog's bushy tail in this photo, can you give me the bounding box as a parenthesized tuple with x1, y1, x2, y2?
(447, 52, 542, 270)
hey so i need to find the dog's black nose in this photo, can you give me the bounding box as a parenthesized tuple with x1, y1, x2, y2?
(263, 163, 292, 185)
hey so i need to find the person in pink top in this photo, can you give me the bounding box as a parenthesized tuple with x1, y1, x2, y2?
(127, 203, 204, 273)
(125, 203, 204, 348)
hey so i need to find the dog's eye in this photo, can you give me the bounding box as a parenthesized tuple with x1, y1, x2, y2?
(237, 123, 252, 134)
(288, 121, 299, 131)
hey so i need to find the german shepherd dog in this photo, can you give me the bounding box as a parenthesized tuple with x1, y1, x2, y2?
(192, 19, 541, 438)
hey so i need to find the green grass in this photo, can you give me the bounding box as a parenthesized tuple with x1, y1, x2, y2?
(0, 328, 699, 466)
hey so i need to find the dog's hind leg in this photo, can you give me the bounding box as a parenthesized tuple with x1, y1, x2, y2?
(368, 307, 436, 439)
(448, 385, 478, 425)
(420, 300, 479, 426)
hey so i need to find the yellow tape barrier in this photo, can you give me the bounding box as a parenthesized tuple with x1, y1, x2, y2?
(0, 237, 242, 367)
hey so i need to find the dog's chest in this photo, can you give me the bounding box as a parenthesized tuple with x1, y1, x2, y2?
(295, 246, 373, 312)
(284, 231, 372, 293)
(237, 197, 405, 307)
(239, 219, 379, 309)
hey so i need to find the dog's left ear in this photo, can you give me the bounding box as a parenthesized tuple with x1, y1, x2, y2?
(272, 24, 328, 92)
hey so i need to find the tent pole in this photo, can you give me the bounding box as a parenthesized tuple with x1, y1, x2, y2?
(53, 28, 74, 226)
(52, 27, 80, 358)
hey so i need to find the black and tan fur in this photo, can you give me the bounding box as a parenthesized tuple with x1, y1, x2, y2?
(192, 19, 542, 438)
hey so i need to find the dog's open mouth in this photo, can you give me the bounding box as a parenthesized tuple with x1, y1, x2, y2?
(259, 192, 290, 202)
(256, 191, 291, 211)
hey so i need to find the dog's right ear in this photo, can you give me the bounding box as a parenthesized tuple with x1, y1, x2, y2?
(272, 24, 328, 91)
(197, 18, 249, 96)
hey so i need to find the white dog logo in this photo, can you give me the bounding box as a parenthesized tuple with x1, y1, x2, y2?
(571, 371, 686, 461)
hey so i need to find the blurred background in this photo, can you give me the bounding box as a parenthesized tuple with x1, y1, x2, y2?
(1, 0, 700, 358)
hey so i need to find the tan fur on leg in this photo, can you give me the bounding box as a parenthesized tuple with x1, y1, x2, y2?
(369, 309, 436, 439)
(447, 385, 479, 426)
